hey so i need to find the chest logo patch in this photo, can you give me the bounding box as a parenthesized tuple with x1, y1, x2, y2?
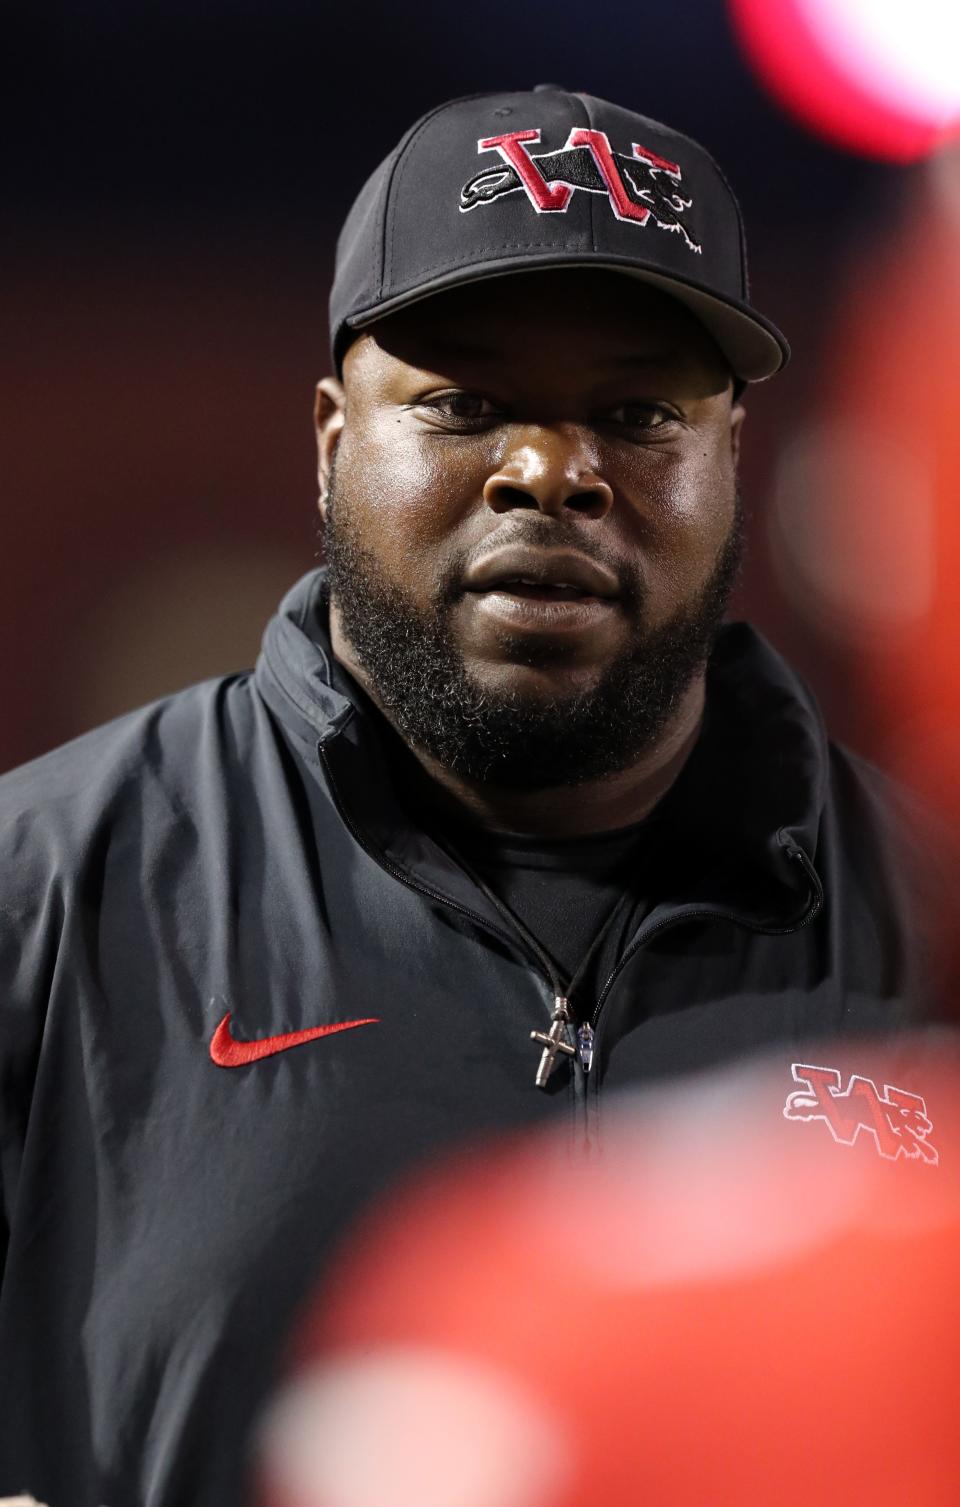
(209, 1010, 380, 1068)
(783, 1063, 938, 1165)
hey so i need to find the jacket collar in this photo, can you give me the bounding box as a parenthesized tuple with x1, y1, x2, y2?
(255, 567, 825, 934)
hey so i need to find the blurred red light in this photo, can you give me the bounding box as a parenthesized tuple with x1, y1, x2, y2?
(729, 0, 960, 161)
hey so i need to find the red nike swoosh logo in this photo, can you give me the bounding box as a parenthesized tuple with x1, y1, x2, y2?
(209, 1011, 380, 1068)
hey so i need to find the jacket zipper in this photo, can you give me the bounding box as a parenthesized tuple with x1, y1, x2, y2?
(321, 744, 824, 1087)
(572, 844, 822, 1152)
(580, 842, 824, 1070)
(321, 748, 588, 1086)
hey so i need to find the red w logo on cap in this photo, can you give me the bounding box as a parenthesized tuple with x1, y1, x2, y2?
(460, 127, 701, 252)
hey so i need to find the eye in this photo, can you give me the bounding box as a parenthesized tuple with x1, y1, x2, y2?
(416, 390, 503, 427)
(602, 401, 676, 433)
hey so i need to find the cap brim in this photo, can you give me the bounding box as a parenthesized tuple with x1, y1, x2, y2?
(344, 255, 789, 383)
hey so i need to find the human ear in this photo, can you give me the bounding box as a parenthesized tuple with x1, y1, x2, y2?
(314, 377, 345, 521)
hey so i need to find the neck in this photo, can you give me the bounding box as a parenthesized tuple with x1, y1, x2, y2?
(330, 611, 706, 839)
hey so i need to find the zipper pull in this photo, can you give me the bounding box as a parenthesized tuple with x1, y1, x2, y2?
(577, 1021, 595, 1073)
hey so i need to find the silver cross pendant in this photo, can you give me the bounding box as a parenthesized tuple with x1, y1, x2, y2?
(530, 996, 576, 1088)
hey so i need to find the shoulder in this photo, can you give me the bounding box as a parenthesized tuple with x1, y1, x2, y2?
(825, 737, 960, 915)
(822, 740, 959, 1010)
(712, 621, 953, 865)
(710, 622, 957, 1001)
(825, 739, 957, 870)
(0, 673, 259, 908)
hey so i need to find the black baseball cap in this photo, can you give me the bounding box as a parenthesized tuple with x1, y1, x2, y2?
(329, 86, 789, 383)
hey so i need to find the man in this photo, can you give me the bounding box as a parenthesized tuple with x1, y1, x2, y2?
(0, 87, 949, 1506)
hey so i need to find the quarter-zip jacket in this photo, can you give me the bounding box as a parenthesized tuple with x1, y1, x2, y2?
(0, 567, 949, 1506)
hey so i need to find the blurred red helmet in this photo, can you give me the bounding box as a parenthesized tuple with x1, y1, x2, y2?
(257, 1038, 960, 1507)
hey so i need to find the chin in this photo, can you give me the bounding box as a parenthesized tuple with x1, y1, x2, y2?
(467, 659, 609, 703)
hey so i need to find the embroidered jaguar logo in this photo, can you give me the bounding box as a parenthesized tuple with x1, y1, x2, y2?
(460, 126, 701, 252)
(784, 1063, 938, 1165)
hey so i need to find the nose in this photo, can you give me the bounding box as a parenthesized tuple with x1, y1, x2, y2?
(482, 427, 614, 519)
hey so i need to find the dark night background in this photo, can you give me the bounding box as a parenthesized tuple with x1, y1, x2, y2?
(3, 1, 945, 776)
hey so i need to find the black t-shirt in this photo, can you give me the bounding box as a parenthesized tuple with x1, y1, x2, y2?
(440, 814, 658, 993)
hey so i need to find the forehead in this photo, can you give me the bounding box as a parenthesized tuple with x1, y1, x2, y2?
(344, 269, 731, 391)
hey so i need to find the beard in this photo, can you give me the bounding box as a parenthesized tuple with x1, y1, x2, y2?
(322, 473, 744, 790)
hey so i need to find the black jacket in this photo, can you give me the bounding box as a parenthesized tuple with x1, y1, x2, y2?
(0, 567, 947, 1505)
